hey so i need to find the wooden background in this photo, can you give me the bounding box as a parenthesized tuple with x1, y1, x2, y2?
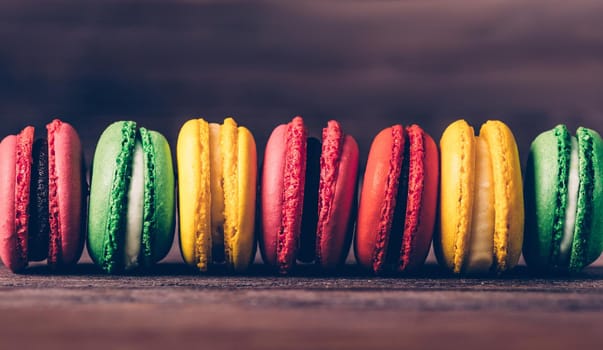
(1, 1, 603, 349)
(0, 0, 602, 163)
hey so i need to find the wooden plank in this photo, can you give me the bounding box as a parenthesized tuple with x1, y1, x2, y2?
(1, 264, 603, 349)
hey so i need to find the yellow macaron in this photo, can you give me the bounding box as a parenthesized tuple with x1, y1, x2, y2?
(436, 120, 523, 274)
(177, 117, 257, 272)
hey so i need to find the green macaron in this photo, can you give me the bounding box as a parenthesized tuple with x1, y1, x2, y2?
(87, 121, 175, 273)
(524, 124, 603, 272)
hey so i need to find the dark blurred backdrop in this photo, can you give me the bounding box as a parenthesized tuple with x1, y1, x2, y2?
(1, 0, 602, 162)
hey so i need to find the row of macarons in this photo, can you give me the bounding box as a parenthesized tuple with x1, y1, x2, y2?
(0, 117, 600, 275)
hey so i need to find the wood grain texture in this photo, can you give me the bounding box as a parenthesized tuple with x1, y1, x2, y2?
(1, 263, 603, 349)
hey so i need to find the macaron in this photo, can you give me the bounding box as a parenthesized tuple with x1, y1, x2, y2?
(435, 119, 523, 274)
(260, 117, 359, 273)
(0, 119, 86, 272)
(87, 121, 175, 273)
(355, 124, 439, 274)
(177, 117, 257, 272)
(524, 125, 603, 272)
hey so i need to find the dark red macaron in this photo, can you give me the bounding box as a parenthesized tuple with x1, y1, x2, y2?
(355, 124, 439, 274)
(0, 119, 86, 272)
(260, 117, 359, 273)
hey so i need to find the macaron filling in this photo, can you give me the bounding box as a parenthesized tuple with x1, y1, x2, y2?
(28, 138, 50, 262)
(464, 137, 495, 273)
(299, 137, 321, 263)
(123, 141, 144, 270)
(209, 123, 225, 263)
(559, 137, 579, 265)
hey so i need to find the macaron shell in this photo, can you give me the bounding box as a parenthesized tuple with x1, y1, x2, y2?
(88, 121, 137, 273)
(142, 129, 175, 264)
(356, 126, 405, 273)
(584, 128, 603, 265)
(277, 117, 307, 273)
(260, 124, 287, 267)
(436, 120, 475, 273)
(479, 120, 524, 272)
(231, 125, 257, 271)
(316, 130, 359, 269)
(0, 135, 23, 271)
(47, 119, 85, 266)
(399, 125, 439, 271)
(570, 127, 603, 270)
(523, 127, 568, 269)
(260, 117, 307, 273)
(221, 119, 238, 268)
(177, 119, 211, 270)
(463, 136, 495, 273)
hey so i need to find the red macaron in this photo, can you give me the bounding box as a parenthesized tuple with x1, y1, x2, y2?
(260, 117, 359, 273)
(0, 119, 86, 272)
(355, 124, 439, 274)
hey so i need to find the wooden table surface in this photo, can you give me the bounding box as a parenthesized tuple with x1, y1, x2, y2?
(2, 259, 603, 350)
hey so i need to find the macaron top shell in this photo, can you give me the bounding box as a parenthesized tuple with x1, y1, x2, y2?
(524, 125, 571, 269)
(219, 118, 257, 271)
(0, 134, 23, 271)
(0, 126, 35, 272)
(178, 119, 211, 270)
(479, 121, 524, 272)
(260, 116, 307, 273)
(88, 121, 137, 272)
(399, 125, 439, 271)
(356, 125, 405, 273)
(315, 121, 359, 268)
(571, 127, 603, 269)
(47, 119, 86, 266)
(140, 128, 175, 265)
(438, 120, 475, 273)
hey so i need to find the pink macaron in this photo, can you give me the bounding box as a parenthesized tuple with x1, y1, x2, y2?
(0, 119, 86, 272)
(260, 117, 359, 273)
